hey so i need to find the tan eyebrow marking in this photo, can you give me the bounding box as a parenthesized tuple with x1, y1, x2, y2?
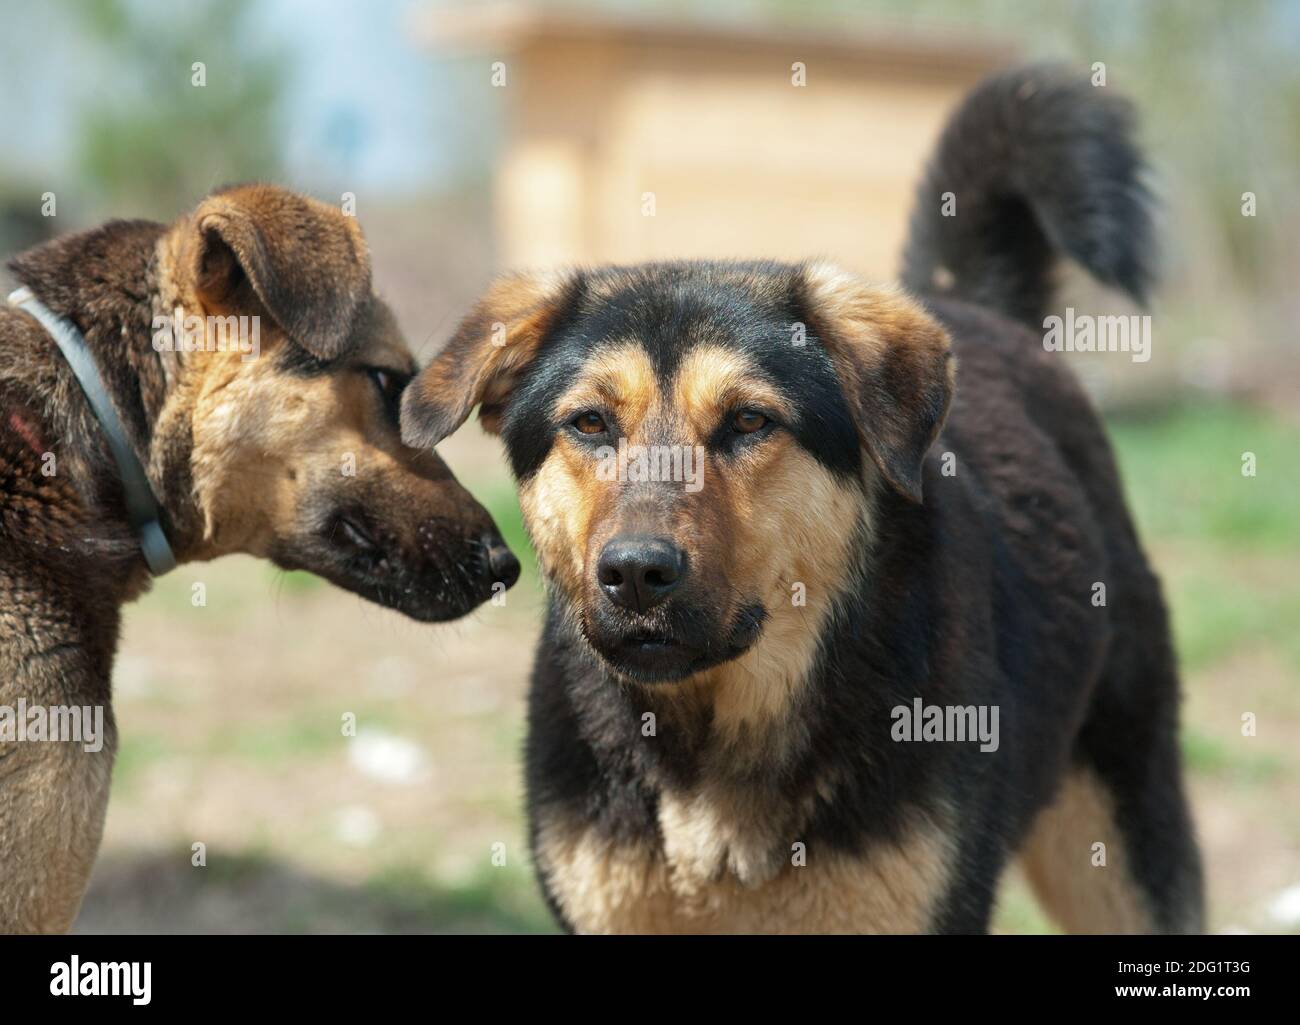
(555, 342, 659, 431)
(672, 346, 790, 438)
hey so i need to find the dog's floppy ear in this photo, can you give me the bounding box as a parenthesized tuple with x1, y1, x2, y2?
(800, 262, 954, 503)
(188, 185, 372, 360)
(401, 270, 576, 449)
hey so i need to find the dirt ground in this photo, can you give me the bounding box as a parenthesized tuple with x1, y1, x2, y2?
(73, 425, 1300, 935)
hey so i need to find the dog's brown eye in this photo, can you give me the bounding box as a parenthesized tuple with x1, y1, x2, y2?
(367, 368, 406, 403)
(366, 367, 409, 422)
(732, 410, 768, 434)
(572, 412, 608, 435)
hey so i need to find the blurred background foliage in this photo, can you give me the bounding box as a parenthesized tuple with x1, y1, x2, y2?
(72, 0, 286, 215)
(0, 0, 1296, 933)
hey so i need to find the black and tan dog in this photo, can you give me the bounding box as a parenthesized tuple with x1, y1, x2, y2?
(0, 184, 518, 932)
(403, 67, 1203, 933)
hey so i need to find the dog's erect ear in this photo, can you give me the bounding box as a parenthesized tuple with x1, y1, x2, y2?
(800, 263, 954, 503)
(188, 185, 372, 360)
(401, 270, 576, 449)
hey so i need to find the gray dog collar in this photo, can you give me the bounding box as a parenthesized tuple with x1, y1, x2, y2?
(8, 286, 177, 575)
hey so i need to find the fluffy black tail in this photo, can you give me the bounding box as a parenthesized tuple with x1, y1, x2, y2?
(901, 65, 1156, 330)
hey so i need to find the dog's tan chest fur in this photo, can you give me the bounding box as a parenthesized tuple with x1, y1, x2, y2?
(535, 804, 952, 934)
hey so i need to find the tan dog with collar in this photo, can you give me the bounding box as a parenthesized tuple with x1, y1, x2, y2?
(0, 185, 519, 932)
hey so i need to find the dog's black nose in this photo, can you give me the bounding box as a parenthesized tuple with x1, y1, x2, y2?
(485, 537, 521, 589)
(596, 536, 685, 612)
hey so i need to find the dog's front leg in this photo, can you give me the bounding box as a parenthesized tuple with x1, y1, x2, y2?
(0, 705, 117, 933)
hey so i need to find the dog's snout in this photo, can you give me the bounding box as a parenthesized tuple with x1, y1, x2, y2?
(484, 535, 521, 589)
(596, 536, 685, 612)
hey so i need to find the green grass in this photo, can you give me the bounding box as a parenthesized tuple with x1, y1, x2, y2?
(1181, 728, 1286, 785)
(365, 862, 556, 934)
(218, 714, 357, 763)
(993, 878, 1056, 934)
(113, 706, 412, 784)
(480, 481, 538, 580)
(268, 567, 324, 594)
(1166, 565, 1300, 674)
(1106, 403, 1300, 674)
(110, 732, 172, 797)
(82, 848, 555, 934)
(1107, 403, 1299, 551)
